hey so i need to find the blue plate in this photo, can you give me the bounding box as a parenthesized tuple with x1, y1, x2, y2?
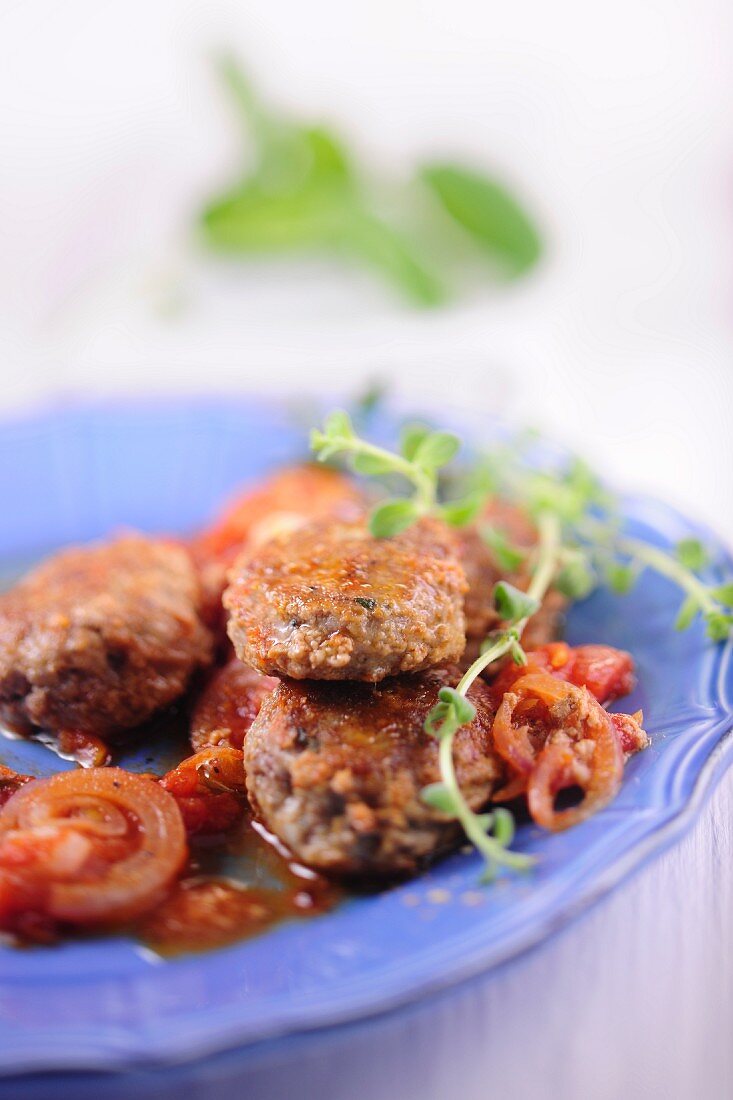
(0, 397, 731, 1078)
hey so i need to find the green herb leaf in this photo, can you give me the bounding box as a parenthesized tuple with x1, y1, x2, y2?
(675, 595, 699, 631)
(200, 183, 346, 252)
(676, 538, 708, 572)
(301, 126, 353, 185)
(421, 163, 542, 275)
(421, 782, 458, 814)
(369, 498, 421, 538)
(323, 409, 354, 439)
(494, 581, 540, 624)
(555, 556, 596, 600)
(480, 525, 526, 571)
(605, 561, 636, 595)
(712, 584, 733, 607)
(704, 610, 733, 643)
(437, 686, 477, 726)
(440, 493, 486, 527)
(424, 699, 452, 737)
(413, 431, 461, 472)
(400, 422, 432, 462)
(341, 211, 447, 307)
(354, 596, 376, 611)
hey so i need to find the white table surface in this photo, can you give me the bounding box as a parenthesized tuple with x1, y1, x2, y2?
(0, 2, 732, 1097)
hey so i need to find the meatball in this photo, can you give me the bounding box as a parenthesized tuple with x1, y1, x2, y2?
(189, 658, 278, 751)
(245, 668, 504, 876)
(0, 536, 213, 739)
(224, 516, 468, 682)
(457, 500, 566, 663)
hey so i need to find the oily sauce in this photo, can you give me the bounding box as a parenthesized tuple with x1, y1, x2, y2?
(135, 812, 340, 957)
(0, 700, 342, 957)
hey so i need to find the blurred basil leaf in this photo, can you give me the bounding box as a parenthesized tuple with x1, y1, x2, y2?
(200, 56, 543, 305)
(421, 164, 542, 275)
(341, 213, 447, 306)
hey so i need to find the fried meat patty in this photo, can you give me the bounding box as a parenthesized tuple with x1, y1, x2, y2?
(224, 516, 468, 681)
(245, 668, 504, 875)
(0, 536, 214, 738)
(189, 658, 278, 751)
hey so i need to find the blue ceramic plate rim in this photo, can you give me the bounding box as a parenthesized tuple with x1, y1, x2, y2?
(0, 396, 730, 1076)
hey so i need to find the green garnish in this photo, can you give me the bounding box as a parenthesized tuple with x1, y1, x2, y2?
(198, 56, 543, 306)
(422, 511, 561, 880)
(310, 410, 733, 880)
(311, 410, 477, 536)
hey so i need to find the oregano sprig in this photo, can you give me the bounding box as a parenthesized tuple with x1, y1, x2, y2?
(419, 510, 562, 881)
(311, 410, 483, 536)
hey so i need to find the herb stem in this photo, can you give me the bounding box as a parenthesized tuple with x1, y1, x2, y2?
(429, 509, 561, 878)
(579, 518, 718, 616)
(457, 510, 562, 696)
(437, 727, 534, 875)
(330, 435, 436, 512)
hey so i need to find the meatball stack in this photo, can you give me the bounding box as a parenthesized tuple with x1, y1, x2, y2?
(223, 511, 508, 877)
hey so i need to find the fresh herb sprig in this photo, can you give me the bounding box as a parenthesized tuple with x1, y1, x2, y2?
(422, 511, 562, 879)
(485, 454, 733, 643)
(311, 410, 483, 536)
(310, 411, 733, 881)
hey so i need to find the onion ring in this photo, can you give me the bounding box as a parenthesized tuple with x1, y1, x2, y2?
(492, 672, 627, 831)
(0, 768, 187, 928)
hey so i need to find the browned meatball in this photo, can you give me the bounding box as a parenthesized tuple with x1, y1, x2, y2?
(189, 658, 278, 751)
(224, 516, 468, 682)
(457, 500, 566, 664)
(245, 668, 504, 876)
(0, 536, 214, 738)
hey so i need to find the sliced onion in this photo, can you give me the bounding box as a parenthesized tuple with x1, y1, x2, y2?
(0, 769, 187, 926)
(492, 672, 625, 832)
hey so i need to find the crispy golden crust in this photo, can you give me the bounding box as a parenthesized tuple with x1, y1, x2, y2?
(0, 536, 214, 738)
(224, 516, 468, 682)
(245, 667, 504, 876)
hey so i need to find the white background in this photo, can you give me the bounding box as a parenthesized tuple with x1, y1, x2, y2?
(1, 0, 731, 535)
(0, 3, 732, 1097)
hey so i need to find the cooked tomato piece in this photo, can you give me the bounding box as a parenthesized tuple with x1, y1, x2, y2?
(0, 765, 34, 810)
(489, 642, 635, 705)
(189, 660, 277, 752)
(191, 464, 365, 568)
(160, 747, 246, 836)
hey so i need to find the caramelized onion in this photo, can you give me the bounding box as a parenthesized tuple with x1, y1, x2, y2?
(492, 672, 627, 832)
(0, 768, 187, 928)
